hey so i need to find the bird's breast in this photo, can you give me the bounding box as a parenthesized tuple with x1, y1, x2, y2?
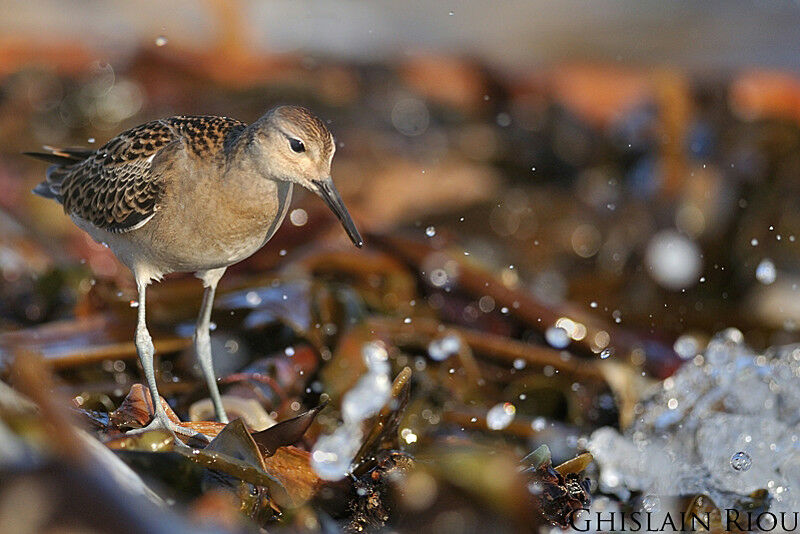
(140, 178, 293, 272)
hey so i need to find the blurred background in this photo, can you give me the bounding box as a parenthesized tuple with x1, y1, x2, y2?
(2, 2, 800, 532)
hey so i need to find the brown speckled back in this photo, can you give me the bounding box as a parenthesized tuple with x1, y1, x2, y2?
(37, 115, 246, 233)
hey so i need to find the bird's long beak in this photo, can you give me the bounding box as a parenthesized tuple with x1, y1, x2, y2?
(313, 177, 363, 248)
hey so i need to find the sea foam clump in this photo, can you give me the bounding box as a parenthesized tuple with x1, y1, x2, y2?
(311, 341, 392, 481)
(590, 328, 800, 516)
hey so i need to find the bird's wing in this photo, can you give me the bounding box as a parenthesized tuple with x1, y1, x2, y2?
(42, 116, 246, 233)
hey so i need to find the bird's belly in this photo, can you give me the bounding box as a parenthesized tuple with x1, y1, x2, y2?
(144, 181, 293, 272)
(73, 181, 293, 281)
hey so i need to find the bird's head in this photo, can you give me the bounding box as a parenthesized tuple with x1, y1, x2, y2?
(249, 105, 362, 247)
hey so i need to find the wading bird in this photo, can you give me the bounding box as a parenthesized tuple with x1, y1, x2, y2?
(28, 106, 363, 438)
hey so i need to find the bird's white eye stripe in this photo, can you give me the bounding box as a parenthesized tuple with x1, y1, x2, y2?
(328, 134, 336, 163)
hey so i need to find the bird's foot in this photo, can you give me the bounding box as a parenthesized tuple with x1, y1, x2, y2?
(126, 414, 210, 445)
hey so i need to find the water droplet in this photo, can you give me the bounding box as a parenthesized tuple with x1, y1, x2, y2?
(400, 428, 418, 444)
(129, 300, 139, 308)
(486, 402, 515, 430)
(731, 451, 752, 471)
(87, 137, 96, 144)
(496, 112, 511, 127)
(642, 494, 661, 513)
(756, 259, 776, 285)
(545, 326, 570, 349)
(644, 230, 702, 290)
(513, 358, 526, 370)
(590, 301, 598, 308)
(448, 10, 454, 16)
(600, 348, 614, 359)
(155, 35, 168, 47)
(425, 226, 436, 237)
(751, 238, 759, 246)
(290, 208, 308, 227)
(245, 291, 261, 306)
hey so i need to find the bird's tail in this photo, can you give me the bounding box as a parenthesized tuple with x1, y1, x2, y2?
(24, 146, 93, 201)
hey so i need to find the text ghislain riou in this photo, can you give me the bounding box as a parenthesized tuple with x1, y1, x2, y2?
(569, 509, 800, 532)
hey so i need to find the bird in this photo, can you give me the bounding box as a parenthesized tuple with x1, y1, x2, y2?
(27, 105, 363, 439)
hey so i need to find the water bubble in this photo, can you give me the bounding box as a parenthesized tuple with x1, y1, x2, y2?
(545, 326, 570, 349)
(600, 348, 614, 360)
(730, 451, 752, 472)
(755, 259, 776, 285)
(448, 10, 454, 15)
(154, 35, 168, 47)
(590, 301, 598, 308)
(673, 335, 700, 360)
(513, 358, 526, 370)
(751, 238, 759, 246)
(486, 402, 516, 430)
(641, 494, 661, 513)
(87, 137, 96, 144)
(425, 226, 436, 237)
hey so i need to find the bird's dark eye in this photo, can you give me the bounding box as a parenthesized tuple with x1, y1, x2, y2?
(289, 138, 305, 153)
